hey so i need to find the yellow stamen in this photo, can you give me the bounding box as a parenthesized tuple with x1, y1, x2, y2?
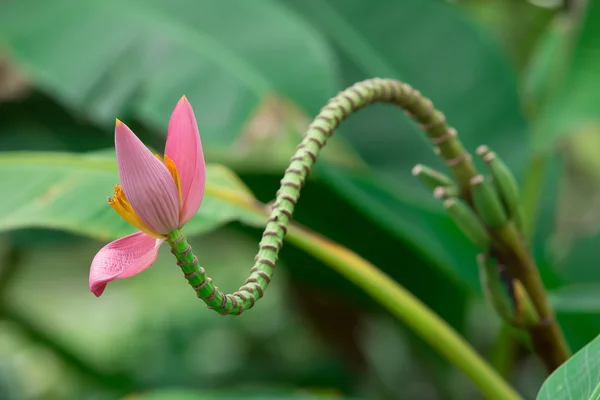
(155, 153, 162, 162)
(108, 184, 163, 238)
(163, 155, 183, 210)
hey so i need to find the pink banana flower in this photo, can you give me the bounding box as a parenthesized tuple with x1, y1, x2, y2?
(89, 96, 206, 297)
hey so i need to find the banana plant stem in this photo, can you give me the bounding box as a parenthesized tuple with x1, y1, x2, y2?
(208, 185, 522, 400)
(284, 222, 522, 400)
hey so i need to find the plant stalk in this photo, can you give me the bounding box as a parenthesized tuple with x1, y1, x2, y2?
(494, 222, 570, 371)
(284, 222, 523, 400)
(175, 185, 523, 400)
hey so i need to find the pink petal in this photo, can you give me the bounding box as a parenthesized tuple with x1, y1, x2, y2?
(115, 120, 181, 234)
(89, 232, 164, 297)
(164, 96, 206, 226)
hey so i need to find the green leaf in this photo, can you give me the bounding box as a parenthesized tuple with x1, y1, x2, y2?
(0, 151, 264, 241)
(537, 333, 600, 400)
(0, 0, 337, 147)
(533, 1, 600, 150)
(0, 96, 114, 152)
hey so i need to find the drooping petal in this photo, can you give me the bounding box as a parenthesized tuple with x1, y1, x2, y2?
(164, 96, 206, 226)
(89, 232, 164, 297)
(115, 120, 180, 234)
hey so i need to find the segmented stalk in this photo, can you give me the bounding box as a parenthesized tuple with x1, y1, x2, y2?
(168, 78, 477, 315)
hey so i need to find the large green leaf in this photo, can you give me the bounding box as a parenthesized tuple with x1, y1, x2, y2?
(0, 151, 264, 241)
(537, 333, 600, 400)
(0, 0, 337, 147)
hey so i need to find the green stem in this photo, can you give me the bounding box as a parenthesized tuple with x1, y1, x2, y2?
(490, 324, 518, 379)
(494, 222, 571, 370)
(169, 78, 479, 315)
(469, 149, 569, 370)
(284, 224, 522, 400)
(168, 182, 521, 399)
(167, 229, 266, 314)
(166, 78, 523, 397)
(169, 202, 521, 399)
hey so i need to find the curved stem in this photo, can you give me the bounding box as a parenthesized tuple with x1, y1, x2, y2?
(285, 224, 522, 400)
(170, 78, 479, 315)
(489, 324, 518, 379)
(168, 77, 560, 380)
(493, 222, 571, 370)
(167, 190, 521, 399)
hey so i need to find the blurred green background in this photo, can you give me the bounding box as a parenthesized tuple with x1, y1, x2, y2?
(1, 0, 600, 399)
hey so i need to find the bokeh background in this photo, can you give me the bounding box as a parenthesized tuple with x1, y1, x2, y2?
(1, 0, 600, 399)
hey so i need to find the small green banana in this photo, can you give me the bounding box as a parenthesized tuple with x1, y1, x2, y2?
(512, 281, 540, 328)
(412, 164, 455, 190)
(444, 198, 491, 250)
(476, 146, 524, 229)
(470, 174, 508, 229)
(434, 185, 459, 200)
